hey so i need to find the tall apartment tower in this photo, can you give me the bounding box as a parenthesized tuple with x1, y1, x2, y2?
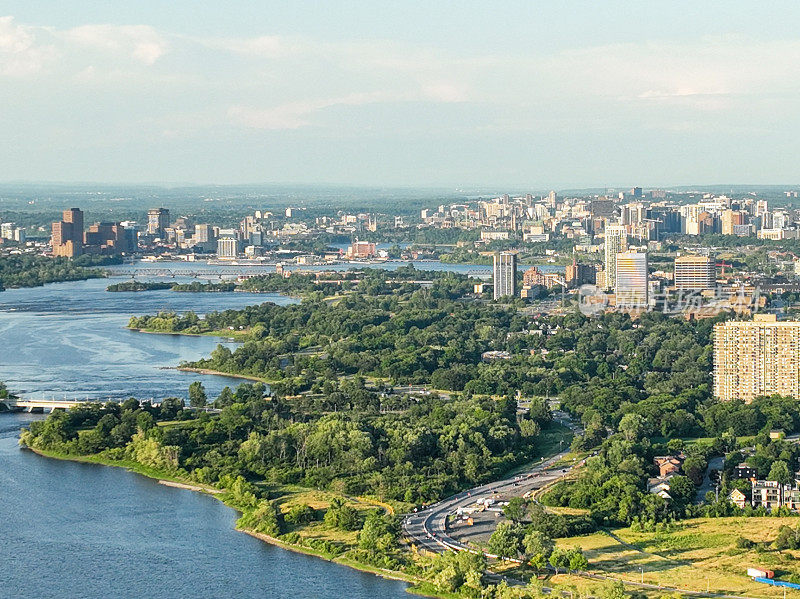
(147, 208, 170, 237)
(493, 251, 517, 299)
(63, 208, 84, 240)
(615, 251, 648, 307)
(51, 207, 84, 257)
(713, 315, 800, 402)
(194, 224, 213, 243)
(674, 255, 716, 290)
(603, 224, 628, 290)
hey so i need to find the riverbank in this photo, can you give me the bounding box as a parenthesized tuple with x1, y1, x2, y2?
(18, 443, 436, 597)
(129, 326, 248, 342)
(175, 366, 275, 384)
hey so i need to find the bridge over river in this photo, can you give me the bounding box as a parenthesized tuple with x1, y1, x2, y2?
(0, 398, 92, 413)
(105, 267, 493, 279)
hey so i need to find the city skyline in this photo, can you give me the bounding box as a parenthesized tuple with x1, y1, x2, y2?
(4, 3, 800, 187)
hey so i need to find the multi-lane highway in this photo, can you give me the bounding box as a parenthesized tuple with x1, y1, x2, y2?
(403, 410, 582, 557)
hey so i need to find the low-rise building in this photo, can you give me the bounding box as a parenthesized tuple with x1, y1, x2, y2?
(654, 455, 683, 478)
(729, 488, 747, 509)
(733, 463, 758, 480)
(751, 479, 800, 511)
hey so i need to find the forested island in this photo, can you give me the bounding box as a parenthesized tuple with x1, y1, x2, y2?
(107, 281, 173, 292)
(107, 281, 235, 292)
(0, 254, 116, 291)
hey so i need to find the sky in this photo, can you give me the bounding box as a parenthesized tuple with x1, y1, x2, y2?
(2, 1, 800, 189)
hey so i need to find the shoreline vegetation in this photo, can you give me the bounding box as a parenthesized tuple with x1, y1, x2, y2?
(175, 366, 274, 384)
(107, 281, 236, 293)
(0, 254, 120, 291)
(20, 444, 454, 596)
(16, 382, 565, 599)
(24, 426, 800, 599)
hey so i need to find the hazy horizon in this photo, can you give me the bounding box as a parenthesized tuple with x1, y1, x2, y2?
(4, 2, 800, 188)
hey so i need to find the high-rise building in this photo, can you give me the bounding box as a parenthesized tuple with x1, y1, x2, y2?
(621, 203, 645, 225)
(565, 260, 596, 288)
(51, 208, 84, 257)
(591, 197, 616, 219)
(603, 224, 628, 290)
(493, 251, 517, 299)
(217, 237, 239, 259)
(83, 222, 131, 254)
(615, 251, 648, 307)
(63, 208, 84, 240)
(713, 315, 800, 402)
(147, 208, 170, 237)
(346, 241, 376, 258)
(674, 255, 716, 290)
(721, 210, 747, 235)
(194, 224, 214, 244)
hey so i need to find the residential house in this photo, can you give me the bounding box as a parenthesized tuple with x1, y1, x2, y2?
(729, 488, 747, 509)
(654, 455, 683, 478)
(733, 463, 758, 480)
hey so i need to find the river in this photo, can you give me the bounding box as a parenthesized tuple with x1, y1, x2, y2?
(0, 272, 410, 598)
(0, 276, 295, 401)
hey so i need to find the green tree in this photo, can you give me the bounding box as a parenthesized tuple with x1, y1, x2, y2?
(358, 511, 398, 554)
(568, 547, 589, 572)
(768, 460, 791, 485)
(667, 475, 696, 505)
(324, 497, 362, 531)
(284, 504, 316, 525)
(523, 529, 554, 571)
(618, 413, 647, 442)
(215, 386, 235, 408)
(503, 497, 528, 523)
(159, 396, 184, 419)
(549, 547, 569, 574)
(188, 381, 207, 408)
(602, 580, 626, 599)
(488, 521, 524, 560)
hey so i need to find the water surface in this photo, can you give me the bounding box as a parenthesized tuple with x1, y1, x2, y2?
(0, 415, 409, 599)
(0, 277, 294, 401)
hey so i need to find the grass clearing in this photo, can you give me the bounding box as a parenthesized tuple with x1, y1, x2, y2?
(554, 518, 800, 598)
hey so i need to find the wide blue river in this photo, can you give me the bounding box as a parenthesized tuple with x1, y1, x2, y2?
(0, 269, 410, 598)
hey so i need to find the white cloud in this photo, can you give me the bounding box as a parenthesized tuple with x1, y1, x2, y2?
(0, 16, 54, 76)
(228, 92, 387, 130)
(201, 34, 295, 59)
(420, 82, 468, 103)
(63, 24, 167, 65)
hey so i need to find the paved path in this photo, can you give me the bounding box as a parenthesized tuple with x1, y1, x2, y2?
(696, 455, 724, 504)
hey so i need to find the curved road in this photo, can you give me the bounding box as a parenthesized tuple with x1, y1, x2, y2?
(403, 410, 582, 557)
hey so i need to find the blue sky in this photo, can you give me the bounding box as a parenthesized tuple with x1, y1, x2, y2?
(2, 2, 800, 188)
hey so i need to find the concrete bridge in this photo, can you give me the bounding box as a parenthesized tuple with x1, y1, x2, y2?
(0, 398, 90, 413)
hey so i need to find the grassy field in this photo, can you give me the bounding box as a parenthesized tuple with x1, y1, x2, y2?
(552, 517, 800, 598)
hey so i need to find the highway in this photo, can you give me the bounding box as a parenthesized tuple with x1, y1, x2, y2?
(402, 410, 582, 557)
